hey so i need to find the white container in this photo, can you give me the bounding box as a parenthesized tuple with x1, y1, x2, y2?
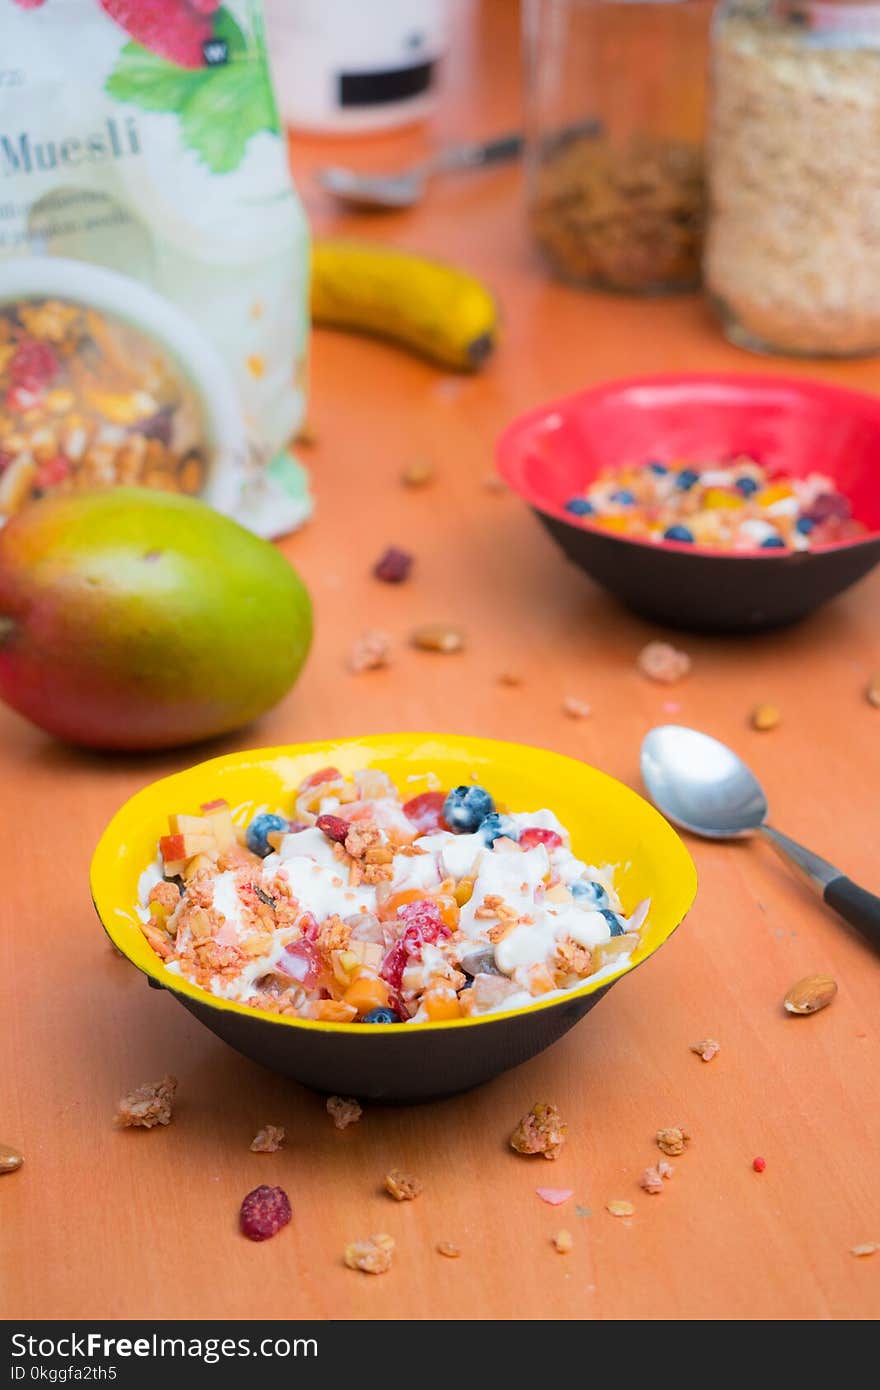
(266, 0, 446, 134)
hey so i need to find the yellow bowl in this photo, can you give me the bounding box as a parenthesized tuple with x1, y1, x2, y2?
(91, 733, 697, 1101)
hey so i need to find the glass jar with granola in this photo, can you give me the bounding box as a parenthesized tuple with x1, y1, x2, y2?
(706, 0, 880, 355)
(524, 0, 711, 294)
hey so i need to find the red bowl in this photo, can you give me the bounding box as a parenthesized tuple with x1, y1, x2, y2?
(497, 373, 880, 632)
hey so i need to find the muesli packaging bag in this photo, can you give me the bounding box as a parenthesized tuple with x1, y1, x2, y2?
(0, 0, 311, 537)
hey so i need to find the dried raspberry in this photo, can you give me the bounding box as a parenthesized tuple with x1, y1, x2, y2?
(752, 1156, 766, 1173)
(402, 791, 448, 833)
(373, 546, 413, 583)
(316, 814, 350, 844)
(803, 491, 852, 524)
(519, 827, 562, 850)
(380, 938, 410, 992)
(239, 1185, 292, 1241)
(4, 385, 41, 414)
(9, 337, 58, 392)
(35, 455, 71, 490)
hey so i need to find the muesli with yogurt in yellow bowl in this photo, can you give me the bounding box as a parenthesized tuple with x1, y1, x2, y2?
(137, 766, 649, 1026)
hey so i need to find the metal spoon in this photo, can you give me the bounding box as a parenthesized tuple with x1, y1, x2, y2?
(641, 724, 880, 952)
(317, 131, 526, 210)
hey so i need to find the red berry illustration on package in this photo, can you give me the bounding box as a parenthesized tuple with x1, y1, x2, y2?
(99, 0, 219, 69)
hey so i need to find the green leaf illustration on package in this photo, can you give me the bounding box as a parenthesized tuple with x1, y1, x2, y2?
(105, 6, 280, 173)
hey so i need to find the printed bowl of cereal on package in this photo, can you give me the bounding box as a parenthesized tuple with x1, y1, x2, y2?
(0, 258, 247, 522)
(498, 373, 880, 632)
(91, 733, 697, 1102)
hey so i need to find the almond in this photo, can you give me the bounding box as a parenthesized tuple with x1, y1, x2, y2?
(783, 973, 837, 1015)
(0, 1144, 23, 1175)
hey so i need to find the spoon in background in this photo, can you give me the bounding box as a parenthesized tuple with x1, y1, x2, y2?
(317, 130, 526, 210)
(317, 119, 601, 211)
(641, 724, 880, 952)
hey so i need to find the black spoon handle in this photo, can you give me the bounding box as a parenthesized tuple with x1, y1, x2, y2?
(823, 877, 880, 952)
(759, 824, 880, 954)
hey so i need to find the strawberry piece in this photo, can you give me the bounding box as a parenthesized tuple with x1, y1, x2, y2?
(278, 940, 320, 989)
(402, 790, 448, 834)
(519, 827, 563, 851)
(300, 766, 342, 791)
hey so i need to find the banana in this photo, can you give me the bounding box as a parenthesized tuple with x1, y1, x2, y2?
(310, 239, 498, 372)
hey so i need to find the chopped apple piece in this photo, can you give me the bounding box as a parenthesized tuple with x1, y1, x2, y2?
(159, 832, 216, 865)
(169, 813, 212, 836)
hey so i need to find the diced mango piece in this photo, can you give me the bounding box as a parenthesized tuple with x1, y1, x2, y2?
(703, 488, 743, 511)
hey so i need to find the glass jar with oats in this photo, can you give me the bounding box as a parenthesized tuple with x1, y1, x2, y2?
(706, 0, 880, 356)
(524, 0, 711, 294)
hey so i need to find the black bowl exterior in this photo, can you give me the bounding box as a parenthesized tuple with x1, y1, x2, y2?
(173, 984, 611, 1102)
(538, 511, 880, 633)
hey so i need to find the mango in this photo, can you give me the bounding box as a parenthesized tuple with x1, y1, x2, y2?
(0, 488, 312, 750)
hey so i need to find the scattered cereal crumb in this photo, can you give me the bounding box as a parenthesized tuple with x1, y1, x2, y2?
(536, 1187, 574, 1206)
(345, 1233, 395, 1274)
(750, 702, 781, 731)
(245, 353, 265, 379)
(294, 421, 317, 446)
(656, 1125, 691, 1157)
(348, 629, 391, 674)
(483, 473, 507, 493)
(640, 1162, 673, 1193)
(784, 974, 837, 1015)
(239, 1184, 291, 1241)
(510, 1102, 567, 1161)
(752, 1156, 767, 1173)
(637, 640, 691, 684)
(373, 546, 413, 583)
(575, 1204, 592, 1219)
(553, 1229, 574, 1254)
(327, 1095, 362, 1130)
(250, 1124, 285, 1153)
(401, 459, 435, 488)
(436, 1241, 461, 1258)
(114, 1075, 177, 1129)
(411, 623, 465, 654)
(562, 695, 591, 719)
(689, 1037, 721, 1062)
(606, 1200, 635, 1218)
(850, 1242, 879, 1258)
(498, 671, 523, 687)
(0, 1144, 23, 1175)
(384, 1169, 422, 1201)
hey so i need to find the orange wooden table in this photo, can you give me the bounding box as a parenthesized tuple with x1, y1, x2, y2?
(2, 0, 879, 1322)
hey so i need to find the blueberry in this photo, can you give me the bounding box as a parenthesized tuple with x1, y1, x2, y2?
(246, 812, 288, 857)
(663, 524, 694, 543)
(795, 516, 815, 535)
(571, 879, 609, 907)
(647, 460, 668, 475)
(610, 489, 636, 505)
(443, 784, 494, 833)
(480, 812, 520, 846)
(600, 908, 625, 937)
(760, 535, 786, 549)
(363, 1007, 402, 1024)
(735, 476, 759, 497)
(675, 468, 699, 491)
(564, 497, 594, 516)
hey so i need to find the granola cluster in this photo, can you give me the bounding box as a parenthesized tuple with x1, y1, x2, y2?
(135, 766, 647, 1027)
